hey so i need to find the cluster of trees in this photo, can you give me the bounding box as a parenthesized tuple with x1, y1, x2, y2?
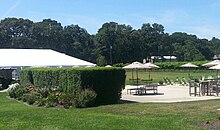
(0, 18, 220, 65)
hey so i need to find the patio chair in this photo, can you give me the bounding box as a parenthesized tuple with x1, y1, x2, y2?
(210, 80, 219, 96)
(181, 77, 188, 86)
(163, 77, 169, 85)
(144, 83, 158, 94)
(189, 81, 200, 96)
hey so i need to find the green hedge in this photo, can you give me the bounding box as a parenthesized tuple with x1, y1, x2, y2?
(20, 67, 126, 105)
(154, 61, 208, 70)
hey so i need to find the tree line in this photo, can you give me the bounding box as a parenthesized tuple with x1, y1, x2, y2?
(0, 18, 219, 65)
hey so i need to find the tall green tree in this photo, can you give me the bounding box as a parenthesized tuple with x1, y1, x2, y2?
(62, 24, 95, 62)
(0, 18, 34, 48)
(32, 19, 63, 50)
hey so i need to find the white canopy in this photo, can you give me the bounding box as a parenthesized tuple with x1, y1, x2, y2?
(209, 64, 220, 70)
(180, 63, 198, 68)
(202, 60, 220, 67)
(144, 62, 160, 69)
(0, 49, 96, 68)
(123, 61, 151, 69)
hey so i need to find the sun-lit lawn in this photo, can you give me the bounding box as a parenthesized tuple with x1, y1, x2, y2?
(125, 70, 218, 84)
(1, 92, 220, 129)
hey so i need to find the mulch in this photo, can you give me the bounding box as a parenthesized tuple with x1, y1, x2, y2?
(199, 120, 220, 130)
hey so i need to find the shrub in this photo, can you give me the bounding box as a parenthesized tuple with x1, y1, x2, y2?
(158, 80, 164, 85)
(74, 89, 97, 108)
(20, 67, 126, 105)
(45, 93, 60, 107)
(23, 92, 40, 105)
(37, 87, 50, 98)
(58, 93, 75, 108)
(35, 98, 47, 106)
(8, 86, 27, 99)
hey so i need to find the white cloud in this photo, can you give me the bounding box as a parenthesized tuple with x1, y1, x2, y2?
(190, 26, 220, 39)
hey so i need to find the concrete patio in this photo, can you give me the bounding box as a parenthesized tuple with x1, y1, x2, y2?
(121, 85, 220, 103)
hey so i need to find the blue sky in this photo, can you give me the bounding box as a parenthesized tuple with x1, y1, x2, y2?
(1, 0, 220, 39)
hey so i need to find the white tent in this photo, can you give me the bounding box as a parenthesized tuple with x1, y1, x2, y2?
(0, 49, 96, 68)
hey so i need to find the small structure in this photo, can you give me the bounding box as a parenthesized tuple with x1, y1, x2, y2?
(150, 56, 177, 62)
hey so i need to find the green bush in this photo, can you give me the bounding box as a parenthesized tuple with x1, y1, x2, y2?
(23, 92, 40, 105)
(154, 61, 208, 70)
(58, 93, 75, 108)
(20, 67, 126, 105)
(74, 89, 97, 108)
(35, 98, 47, 106)
(8, 86, 27, 99)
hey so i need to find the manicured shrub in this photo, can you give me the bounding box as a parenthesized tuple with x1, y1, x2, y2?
(20, 67, 126, 105)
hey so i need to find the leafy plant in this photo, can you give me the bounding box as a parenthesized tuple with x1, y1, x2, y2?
(74, 89, 97, 108)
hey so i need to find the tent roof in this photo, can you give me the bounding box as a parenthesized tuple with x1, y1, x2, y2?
(0, 49, 96, 67)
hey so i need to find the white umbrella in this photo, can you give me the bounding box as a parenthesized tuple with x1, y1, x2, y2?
(105, 65, 112, 67)
(123, 61, 150, 86)
(209, 64, 220, 77)
(123, 61, 150, 69)
(202, 60, 220, 67)
(209, 64, 220, 70)
(180, 63, 198, 68)
(144, 62, 160, 80)
(144, 62, 160, 69)
(180, 63, 198, 77)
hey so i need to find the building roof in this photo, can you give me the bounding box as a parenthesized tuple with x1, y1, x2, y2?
(151, 56, 177, 60)
(0, 49, 96, 67)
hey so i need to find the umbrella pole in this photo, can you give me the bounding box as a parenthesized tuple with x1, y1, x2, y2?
(132, 69, 134, 79)
(136, 69, 138, 87)
(149, 70, 151, 80)
(188, 69, 190, 78)
(136, 69, 139, 95)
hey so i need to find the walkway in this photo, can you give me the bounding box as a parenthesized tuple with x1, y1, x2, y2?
(121, 85, 220, 103)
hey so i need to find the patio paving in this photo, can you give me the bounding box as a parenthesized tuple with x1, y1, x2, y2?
(121, 85, 220, 103)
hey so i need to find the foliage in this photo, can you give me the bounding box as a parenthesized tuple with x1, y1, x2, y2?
(20, 67, 126, 105)
(74, 89, 97, 108)
(154, 61, 208, 69)
(8, 85, 28, 99)
(96, 55, 106, 66)
(0, 17, 219, 65)
(125, 70, 218, 85)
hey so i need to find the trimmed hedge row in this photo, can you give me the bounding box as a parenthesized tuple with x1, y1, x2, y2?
(20, 67, 126, 105)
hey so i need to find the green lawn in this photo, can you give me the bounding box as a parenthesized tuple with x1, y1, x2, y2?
(125, 70, 218, 84)
(1, 92, 220, 129)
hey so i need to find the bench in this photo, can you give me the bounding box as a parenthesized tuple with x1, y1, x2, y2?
(127, 84, 158, 95)
(144, 83, 158, 94)
(127, 87, 146, 95)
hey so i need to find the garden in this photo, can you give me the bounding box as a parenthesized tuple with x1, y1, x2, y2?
(2, 61, 220, 129)
(1, 92, 220, 129)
